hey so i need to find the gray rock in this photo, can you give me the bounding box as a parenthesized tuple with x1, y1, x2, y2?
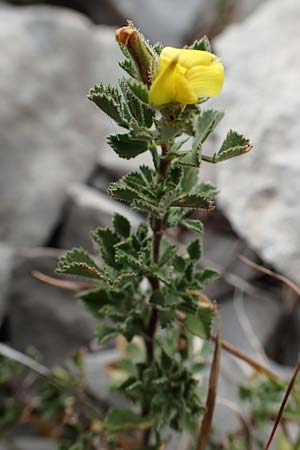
(111, 0, 270, 47)
(84, 349, 129, 408)
(59, 184, 141, 251)
(0, 437, 55, 450)
(212, 0, 300, 283)
(111, 0, 217, 46)
(7, 247, 96, 365)
(0, 6, 121, 246)
(0, 244, 15, 325)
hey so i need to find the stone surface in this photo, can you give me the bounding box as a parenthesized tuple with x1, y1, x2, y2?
(7, 247, 96, 365)
(0, 6, 121, 247)
(0, 244, 15, 325)
(6, 0, 125, 25)
(59, 184, 141, 251)
(212, 0, 300, 283)
(0, 437, 55, 450)
(111, 0, 217, 46)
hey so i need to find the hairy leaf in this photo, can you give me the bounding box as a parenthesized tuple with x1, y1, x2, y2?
(113, 213, 131, 238)
(108, 133, 149, 159)
(57, 248, 105, 281)
(181, 218, 204, 234)
(186, 307, 214, 339)
(104, 408, 155, 431)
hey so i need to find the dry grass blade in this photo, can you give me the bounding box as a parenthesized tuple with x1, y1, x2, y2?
(239, 255, 300, 298)
(217, 398, 252, 450)
(216, 338, 280, 381)
(0, 343, 103, 417)
(197, 310, 222, 450)
(32, 271, 96, 291)
(264, 358, 300, 450)
(0, 343, 50, 377)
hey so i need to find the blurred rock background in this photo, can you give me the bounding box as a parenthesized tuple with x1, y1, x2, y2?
(0, 0, 300, 447)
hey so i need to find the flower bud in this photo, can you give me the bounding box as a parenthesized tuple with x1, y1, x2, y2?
(116, 24, 154, 87)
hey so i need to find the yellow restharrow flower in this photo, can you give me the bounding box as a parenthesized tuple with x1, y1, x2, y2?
(149, 46, 224, 108)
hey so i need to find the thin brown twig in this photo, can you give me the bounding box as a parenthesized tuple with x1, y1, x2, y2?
(239, 255, 300, 298)
(197, 309, 222, 450)
(214, 337, 280, 381)
(32, 271, 95, 291)
(184, 290, 280, 381)
(264, 358, 300, 450)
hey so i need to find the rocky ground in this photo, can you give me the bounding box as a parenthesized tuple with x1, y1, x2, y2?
(0, 0, 299, 448)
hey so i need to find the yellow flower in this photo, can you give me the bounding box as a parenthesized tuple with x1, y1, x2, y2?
(149, 47, 224, 108)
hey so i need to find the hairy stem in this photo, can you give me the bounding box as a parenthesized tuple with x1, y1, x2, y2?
(143, 143, 170, 447)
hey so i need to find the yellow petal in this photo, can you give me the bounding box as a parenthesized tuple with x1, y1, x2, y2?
(161, 47, 218, 70)
(174, 71, 198, 104)
(149, 56, 178, 107)
(185, 60, 224, 97)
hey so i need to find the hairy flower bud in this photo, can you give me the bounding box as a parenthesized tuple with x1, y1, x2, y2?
(116, 25, 154, 87)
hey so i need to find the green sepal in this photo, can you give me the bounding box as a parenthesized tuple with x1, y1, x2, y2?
(152, 42, 164, 55)
(189, 36, 211, 52)
(108, 133, 149, 160)
(118, 44, 140, 79)
(186, 306, 214, 339)
(104, 408, 155, 431)
(113, 213, 131, 238)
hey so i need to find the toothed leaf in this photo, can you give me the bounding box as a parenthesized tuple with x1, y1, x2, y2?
(214, 130, 253, 162)
(186, 306, 214, 339)
(108, 133, 149, 159)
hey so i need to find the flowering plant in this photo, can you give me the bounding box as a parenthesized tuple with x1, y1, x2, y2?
(56, 23, 253, 449)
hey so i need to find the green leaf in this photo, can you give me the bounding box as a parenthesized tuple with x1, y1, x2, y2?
(88, 83, 129, 128)
(96, 324, 118, 344)
(186, 307, 214, 339)
(171, 194, 214, 209)
(127, 78, 149, 104)
(159, 243, 177, 266)
(113, 213, 131, 238)
(119, 78, 155, 128)
(195, 268, 220, 285)
(215, 130, 253, 162)
(108, 133, 149, 160)
(187, 240, 202, 261)
(80, 288, 110, 316)
(92, 228, 120, 268)
(194, 109, 224, 146)
(104, 408, 155, 431)
(57, 248, 105, 281)
(181, 218, 204, 234)
(108, 166, 159, 214)
(189, 36, 211, 52)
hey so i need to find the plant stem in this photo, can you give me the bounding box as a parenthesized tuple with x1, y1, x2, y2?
(143, 143, 170, 447)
